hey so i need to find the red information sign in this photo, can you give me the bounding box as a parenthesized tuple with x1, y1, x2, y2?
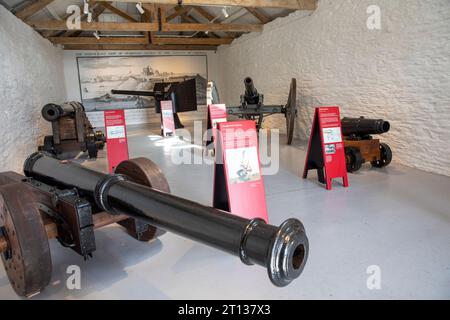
(302, 106, 349, 190)
(161, 100, 175, 137)
(104, 110, 129, 173)
(213, 120, 268, 222)
(206, 104, 227, 150)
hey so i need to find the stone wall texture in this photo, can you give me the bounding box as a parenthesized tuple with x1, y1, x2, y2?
(217, 0, 450, 176)
(0, 6, 66, 173)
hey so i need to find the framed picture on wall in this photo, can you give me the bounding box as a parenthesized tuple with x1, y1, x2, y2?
(76, 55, 208, 112)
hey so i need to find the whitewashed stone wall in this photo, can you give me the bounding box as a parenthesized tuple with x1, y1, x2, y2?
(0, 7, 66, 173)
(217, 0, 450, 176)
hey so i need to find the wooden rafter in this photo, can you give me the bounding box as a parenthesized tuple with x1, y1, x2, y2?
(62, 44, 217, 50)
(246, 7, 271, 24)
(112, 0, 318, 10)
(15, 0, 55, 21)
(189, 6, 235, 38)
(49, 36, 232, 45)
(30, 21, 263, 32)
(49, 37, 148, 44)
(99, 2, 138, 22)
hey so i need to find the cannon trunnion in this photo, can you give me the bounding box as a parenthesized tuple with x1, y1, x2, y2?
(0, 153, 309, 297)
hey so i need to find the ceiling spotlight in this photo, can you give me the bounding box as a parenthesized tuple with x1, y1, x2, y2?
(93, 31, 100, 40)
(83, 0, 89, 15)
(221, 7, 229, 18)
(87, 12, 92, 23)
(136, 2, 145, 14)
(205, 31, 209, 35)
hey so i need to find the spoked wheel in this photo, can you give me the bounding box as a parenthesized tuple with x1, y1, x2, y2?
(345, 147, 364, 173)
(115, 158, 170, 242)
(0, 183, 52, 297)
(371, 143, 392, 168)
(285, 78, 297, 145)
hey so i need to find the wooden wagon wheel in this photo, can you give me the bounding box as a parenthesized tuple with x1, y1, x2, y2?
(285, 78, 297, 145)
(0, 183, 52, 297)
(114, 158, 171, 242)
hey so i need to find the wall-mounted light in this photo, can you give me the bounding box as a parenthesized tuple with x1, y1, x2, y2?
(87, 12, 92, 23)
(93, 31, 100, 40)
(221, 7, 229, 18)
(136, 2, 145, 14)
(83, 0, 89, 15)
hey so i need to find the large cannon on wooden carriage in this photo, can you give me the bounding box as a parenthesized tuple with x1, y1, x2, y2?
(39, 102, 105, 159)
(342, 117, 392, 172)
(0, 153, 309, 297)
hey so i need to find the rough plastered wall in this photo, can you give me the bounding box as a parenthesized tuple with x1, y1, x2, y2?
(0, 6, 66, 172)
(217, 0, 450, 176)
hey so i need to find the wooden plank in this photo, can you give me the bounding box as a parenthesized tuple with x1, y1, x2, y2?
(246, 7, 271, 24)
(62, 44, 218, 50)
(31, 21, 263, 32)
(166, 6, 189, 21)
(153, 37, 233, 45)
(99, 2, 138, 22)
(15, 0, 55, 21)
(112, 0, 318, 10)
(49, 37, 148, 44)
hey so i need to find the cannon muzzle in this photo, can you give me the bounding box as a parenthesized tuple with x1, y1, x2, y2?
(41, 102, 83, 122)
(23, 153, 309, 287)
(341, 117, 390, 137)
(243, 77, 260, 105)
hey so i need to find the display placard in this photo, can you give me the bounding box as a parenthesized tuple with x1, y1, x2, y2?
(302, 106, 349, 190)
(213, 120, 268, 222)
(161, 100, 175, 137)
(206, 104, 227, 150)
(104, 110, 129, 173)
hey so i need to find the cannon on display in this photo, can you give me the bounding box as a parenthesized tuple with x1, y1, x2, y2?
(40, 102, 105, 159)
(0, 153, 309, 297)
(226, 77, 298, 145)
(342, 117, 392, 172)
(111, 78, 198, 130)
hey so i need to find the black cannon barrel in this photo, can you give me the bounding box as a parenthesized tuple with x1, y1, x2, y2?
(111, 89, 156, 97)
(41, 102, 82, 122)
(23, 153, 309, 287)
(244, 77, 260, 104)
(341, 117, 390, 137)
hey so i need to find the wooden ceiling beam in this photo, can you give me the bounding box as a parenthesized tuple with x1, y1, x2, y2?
(111, 0, 318, 10)
(246, 7, 271, 24)
(30, 21, 263, 32)
(49, 36, 231, 45)
(15, 0, 55, 21)
(153, 37, 233, 45)
(98, 2, 138, 22)
(62, 44, 217, 51)
(49, 37, 148, 44)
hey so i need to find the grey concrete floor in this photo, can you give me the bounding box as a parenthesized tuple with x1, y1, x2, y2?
(0, 123, 449, 299)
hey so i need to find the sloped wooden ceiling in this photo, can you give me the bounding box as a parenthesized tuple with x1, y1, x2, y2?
(2, 0, 318, 50)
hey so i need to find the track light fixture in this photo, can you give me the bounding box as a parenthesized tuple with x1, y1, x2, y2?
(136, 2, 145, 14)
(222, 7, 229, 18)
(83, 0, 89, 15)
(93, 31, 100, 40)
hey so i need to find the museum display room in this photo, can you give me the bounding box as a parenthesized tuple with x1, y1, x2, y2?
(0, 0, 449, 303)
